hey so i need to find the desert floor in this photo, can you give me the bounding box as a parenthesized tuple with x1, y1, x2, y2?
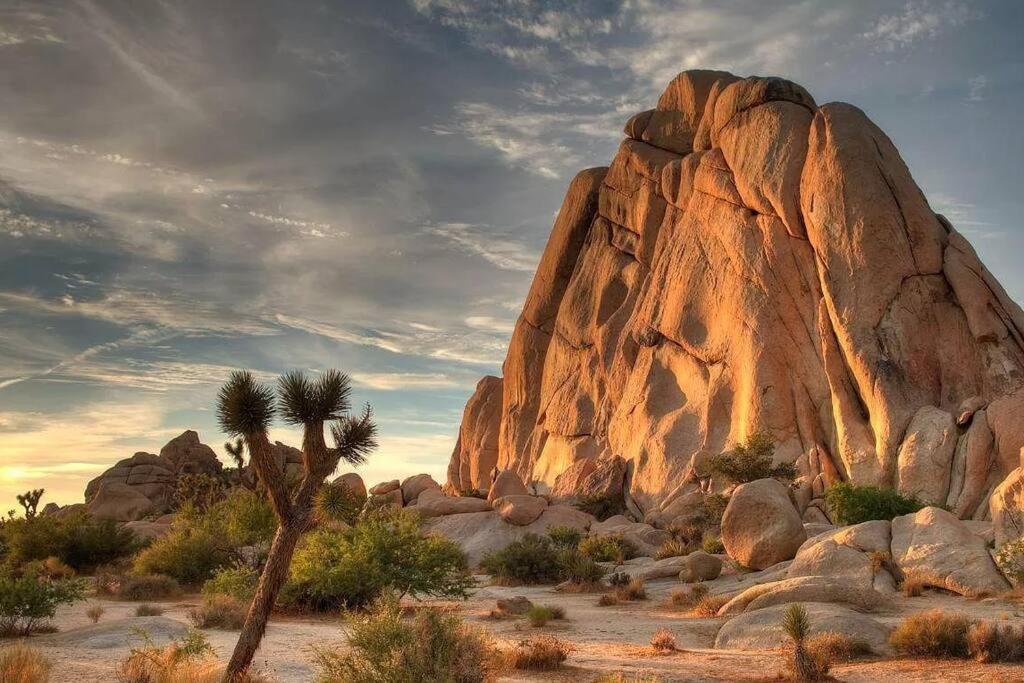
(23, 572, 1024, 683)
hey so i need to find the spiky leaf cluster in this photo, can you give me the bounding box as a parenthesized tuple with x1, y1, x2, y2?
(330, 404, 378, 466)
(783, 603, 810, 643)
(217, 371, 276, 437)
(277, 369, 352, 425)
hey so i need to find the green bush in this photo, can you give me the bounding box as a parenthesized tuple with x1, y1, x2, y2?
(480, 535, 562, 585)
(824, 482, 927, 525)
(203, 565, 259, 601)
(556, 549, 605, 585)
(707, 432, 796, 484)
(312, 593, 496, 682)
(578, 534, 638, 563)
(172, 472, 226, 512)
(526, 604, 565, 627)
(284, 507, 472, 611)
(315, 482, 367, 526)
(995, 537, 1024, 586)
(575, 493, 625, 521)
(0, 512, 138, 573)
(219, 489, 276, 548)
(545, 526, 583, 550)
(0, 573, 86, 635)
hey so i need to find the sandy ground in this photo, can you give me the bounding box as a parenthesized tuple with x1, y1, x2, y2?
(16, 573, 1024, 682)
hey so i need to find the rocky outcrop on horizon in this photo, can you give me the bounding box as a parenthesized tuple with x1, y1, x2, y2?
(447, 69, 1024, 526)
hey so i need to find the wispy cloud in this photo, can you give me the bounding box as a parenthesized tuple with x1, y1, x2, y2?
(351, 372, 460, 390)
(427, 222, 538, 271)
(863, 1, 977, 52)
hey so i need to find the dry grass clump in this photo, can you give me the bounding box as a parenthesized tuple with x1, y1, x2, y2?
(782, 604, 831, 682)
(0, 642, 52, 683)
(135, 604, 165, 617)
(118, 574, 183, 601)
(617, 578, 647, 601)
(86, 604, 106, 624)
(966, 621, 1024, 663)
(805, 632, 872, 663)
(508, 635, 572, 670)
(597, 593, 620, 607)
(594, 674, 662, 683)
(525, 605, 565, 627)
(690, 593, 729, 617)
(188, 595, 247, 630)
(654, 538, 692, 560)
(116, 628, 272, 683)
(649, 628, 676, 652)
(668, 584, 728, 617)
(899, 569, 943, 598)
(889, 609, 972, 658)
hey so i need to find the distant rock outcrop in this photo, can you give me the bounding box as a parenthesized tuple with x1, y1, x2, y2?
(447, 69, 1024, 527)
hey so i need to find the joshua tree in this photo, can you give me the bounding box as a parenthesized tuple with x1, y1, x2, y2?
(219, 369, 377, 680)
(224, 438, 257, 491)
(16, 488, 44, 518)
(783, 603, 824, 681)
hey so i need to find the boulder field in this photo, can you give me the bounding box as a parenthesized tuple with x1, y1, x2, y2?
(445, 69, 1024, 530)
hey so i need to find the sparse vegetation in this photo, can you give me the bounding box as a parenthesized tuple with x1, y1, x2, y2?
(0, 573, 86, 636)
(597, 593, 619, 607)
(16, 489, 44, 519)
(782, 603, 830, 682)
(575, 493, 626, 522)
(579, 533, 638, 563)
(995, 537, 1024, 586)
(889, 610, 972, 658)
(0, 642, 51, 683)
(284, 507, 472, 611)
(966, 620, 1024, 663)
(117, 574, 182, 602)
(0, 511, 138, 573)
(701, 535, 725, 555)
(805, 632, 872, 663)
(708, 432, 796, 484)
(669, 585, 729, 617)
(509, 635, 571, 670)
(188, 594, 247, 630)
(546, 525, 583, 550)
(555, 549, 605, 587)
(135, 604, 164, 617)
(899, 570, 936, 597)
(654, 538, 692, 560)
(315, 481, 367, 526)
(115, 627, 224, 683)
(312, 593, 498, 682)
(480, 534, 561, 585)
(202, 565, 259, 602)
(824, 482, 927, 525)
(86, 604, 105, 623)
(172, 473, 226, 513)
(605, 577, 647, 603)
(650, 627, 676, 652)
(526, 604, 565, 627)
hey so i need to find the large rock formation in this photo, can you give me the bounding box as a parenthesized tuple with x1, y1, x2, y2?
(447, 70, 1024, 526)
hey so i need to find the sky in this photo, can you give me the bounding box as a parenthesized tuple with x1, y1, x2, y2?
(0, 0, 1022, 511)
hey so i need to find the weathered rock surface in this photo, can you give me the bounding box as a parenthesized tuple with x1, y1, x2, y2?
(86, 481, 156, 522)
(787, 520, 892, 590)
(487, 470, 529, 503)
(415, 494, 491, 518)
(492, 494, 547, 526)
(423, 505, 594, 566)
(990, 464, 1024, 546)
(679, 550, 723, 582)
(445, 69, 1024, 524)
(369, 479, 400, 496)
(719, 575, 884, 615)
(891, 506, 1010, 596)
(333, 472, 367, 499)
(401, 473, 440, 504)
(590, 514, 671, 557)
(714, 603, 891, 653)
(722, 479, 806, 570)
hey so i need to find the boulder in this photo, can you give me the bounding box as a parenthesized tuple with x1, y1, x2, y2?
(423, 505, 594, 566)
(84, 452, 175, 509)
(721, 479, 806, 570)
(679, 551, 723, 582)
(369, 480, 400, 496)
(590, 515, 671, 557)
(788, 520, 892, 590)
(990, 465, 1024, 547)
(401, 473, 441, 504)
(86, 481, 155, 522)
(714, 603, 891, 653)
(333, 472, 367, 499)
(718, 575, 885, 615)
(550, 455, 626, 503)
(368, 488, 403, 509)
(447, 376, 503, 492)
(487, 470, 529, 503)
(415, 494, 491, 518)
(492, 494, 547, 526)
(891, 506, 1010, 596)
(896, 406, 957, 504)
(159, 430, 222, 477)
(617, 554, 689, 580)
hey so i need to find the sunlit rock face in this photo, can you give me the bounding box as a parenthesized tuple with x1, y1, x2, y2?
(447, 70, 1024, 523)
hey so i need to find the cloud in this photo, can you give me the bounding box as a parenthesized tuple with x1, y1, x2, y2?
(351, 372, 460, 390)
(967, 74, 987, 102)
(863, 1, 976, 52)
(465, 315, 515, 334)
(427, 222, 538, 271)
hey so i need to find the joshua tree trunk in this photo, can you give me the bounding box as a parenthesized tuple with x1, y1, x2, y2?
(223, 515, 307, 680)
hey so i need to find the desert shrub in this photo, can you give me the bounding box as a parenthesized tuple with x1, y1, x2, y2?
(86, 604, 105, 623)
(509, 635, 571, 670)
(116, 627, 215, 683)
(690, 593, 729, 617)
(612, 578, 646, 602)
(480, 534, 561, 585)
(285, 507, 472, 610)
(806, 632, 872, 663)
(219, 489, 276, 549)
(668, 583, 707, 608)
(889, 610, 972, 658)
(546, 526, 583, 550)
(654, 538, 692, 560)
(23, 557, 75, 582)
(188, 595, 247, 630)
(173, 473, 226, 512)
(118, 574, 182, 601)
(597, 593, 619, 607)
(995, 537, 1024, 586)
(525, 605, 564, 627)
(457, 488, 488, 500)
(708, 432, 796, 484)
(824, 482, 926, 525)
(701, 535, 725, 555)
(607, 572, 630, 588)
(782, 603, 830, 682)
(575, 493, 625, 521)
(555, 549, 605, 586)
(0, 642, 51, 683)
(594, 674, 663, 683)
(966, 620, 1024, 663)
(135, 604, 164, 617)
(0, 573, 86, 636)
(312, 593, 498, 682)
(0, 512, 138, 573)
(899, 570, 938, 597)
(202, 565, 259, 602)
(133, 517, 230, 586)
(697, 493, 729, 525)
(650, 627, 676, 651)
(315, 481, 367, 527)
(579, 534, 638, 563)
